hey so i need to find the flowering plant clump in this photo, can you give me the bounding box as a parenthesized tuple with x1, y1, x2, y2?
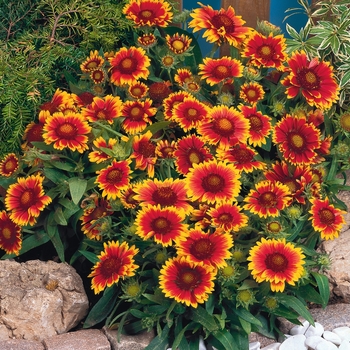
(0, 1, 349, 349)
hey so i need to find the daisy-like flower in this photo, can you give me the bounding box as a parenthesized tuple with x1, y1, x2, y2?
(243, 180, 292, 218)
(39, 88, 71, 114)
(123, 0, 173, 27)
(134, 205, 188, 247)
(309, 197, 346, 240)
(128, 81, 149, 99)
(216, 143, 265, 173)
(121, 99, 156, 134)
(133, 178, 192, 212)
(0, 210, 22, 255)
(207, 202, 248, 232)
(172, 96, 209, 131)
(272, 114, 321, 165)
(159, 255, 216, 307)
(148, 81, 172, 104)
(176, 228, 233, 269)
(163, 91, 191, 120)
(166, 33, 192, 54)
(239, 82, 265, 105)
(239, 105, 272, 147)
(88, 137, 118, 164)
(80, 50, 105, 73)
(185, 159, 241, 204)
(281, 51, 339, 110)
(42, 112, 91, 153)
(89, 240, 139, 294)
(242, 32, 287, 70)
(197, 105, 250, 149)
(96, 160, 131, 200)
(90, 68, 107, 84)
(109, 46, 150, 86)
(74, 92, 96, 108)
(81, 95, 123, 125)
(188, 3, 252, 47)
(174, 134, 213, 175)
(264, 161, 313, 204)
(5, 174, 52, 226)
(174, 68, 194, 86)
(247, 238, 305, 292)
(119, 184, 140, 209)
(137, 33, 157, 49)
(155, 139, 176, 159)
(0, 153, 19, 177)
(130, 130, 157, 178)
(161, 54, 177, 69)
(198, 56, 243, 86)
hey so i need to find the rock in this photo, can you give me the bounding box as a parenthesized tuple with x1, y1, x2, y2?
(261, 343, 281, 350)
(323, 330, 342, 345)
(0, 259, 89, 341)
(103, 328, 155, 350)
(305, 335, 324, 349)
(340, 340, 350, 350)
(315, 339, 338, 350)
(279, 334, 307, 350)
(333, 327, 350, 342)
(290, 320, 310, 335)
(249, 341, 260, 350)
(310, 304, 350, 331)
(248, 332, 277, 347)
(0, 339, 44, 350)
(43, 329, 110, 350)
(304, 322, 324, 337)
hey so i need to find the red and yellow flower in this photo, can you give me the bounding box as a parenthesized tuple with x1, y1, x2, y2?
(163, 91, 191, 120)
(0, 210, 22, 255)
(174, 68, 194, 86)
(89, 240, 139, 294)
(248, 238, 305, 292)
(155, 139, 176, 159)
(166, 33, 192, 54)
(123, 0, 173, 27)
(128, 81, 149, 99)
(137, 33, 157, 49)
(243, 180, 291, 218)
(281, 50, 339, 110)
(0, 153, 19, 177)
(309, 197, 346, 240)
(272, 114, 321, 165)
(198, 56, 243, 86)
(5, 174, 52, 226)
(109, 46, 150, 86)
(239, 82, 265, 105)
(81, 95, 123, 124)
(185, 159, 241, 204)
(188, 3, 252, 47)
(88, 137, 118, 164)
(80, 50, 105, 73)
(96, 160, 131, 200)
(159, 256, 216, 307)
(42, 112, 91, 153)
(134, 205, 188, 246)
(176, 228, 233, 269)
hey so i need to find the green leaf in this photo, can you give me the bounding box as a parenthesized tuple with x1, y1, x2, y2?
(46, 212, 65, 262)
(78, 250, 99, 264)
(239, 317, 251, 334)
(83, 285, 119, 328)
(295, 284, 324, 306)
(233, 308, 262, 327)
(276, 294, 314, 325)
(190, 305, 219, 332)
(68, 177, 87, 204)
(212, 329, 238, 350)
(144, 325, 170, 350)
(340, 69, 350, 88)
(54, 206, 68, 226)
(171, 322, 194, 350)
(286, 24, 301, 40)
(311, 272, 330, 307)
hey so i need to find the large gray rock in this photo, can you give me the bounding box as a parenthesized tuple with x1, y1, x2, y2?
(0, 259, 89, 341)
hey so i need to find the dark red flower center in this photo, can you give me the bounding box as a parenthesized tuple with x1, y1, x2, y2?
(118, 57, 138, 74)
(319, 208, 335, 225)
(90, 207, 107, 221)
(187, 149, 203, 165)
(258, 45, 274, 59)
(20, 189, 35, 208)
(190, 238, 214, 259)
(57, 122, 77, 138)
(297, 68, 320, 90)
(152, 187, 177, 206)
(259, 191, 277, 208)
(265, 252, 288, 272)
(213, 117, 235, 136)
(159, 146, 174, 158)
(3, 158, 18, 173)
(184, 107, 201, 121)
(267, 221, 282, 233)
(106, 169, 123, 184)
(2, 225, 13, 240)
(285, 180, 297, 193)
(202, 173, 225, 193)
(149, 82, 172, 102)
(85, 59, 101, 70)
(249, 115, 263, 131)
(176, 267, 201, 291)
(218, 213, 233, 223)
(232, 148, 253, 163)
(212, 14, 235, 34)
(129, 106, 143, 120)
(138, 141, 156, 158)
(100, 257, 122, 277)
(91, 70, 104, 83)
(139, 9, 154, 20)
(25, 124, 44, 143)
(151, 216, 171, 234)
(213, 65, 230, 79)
(288, 132, 305, 151)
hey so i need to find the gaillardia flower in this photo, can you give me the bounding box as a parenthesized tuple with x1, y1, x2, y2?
(96, 160, 131, 200)
(42, 112, 91, 153)
(0, 210, 22, 255)
(198, 56, 243, 86)
(89, 240, 139, 294)
(239, 82, 265, 105)
(309, 197, 346, 240)
(281, 50, 339, 109)
(0, 153, 19, 177)
(185, 159, 241, 204)
(243, 180, 291, 218)
(88, 137, 118, 164)
(80, 50, 105, 73)
(272, 114, 321, 165)
(248, 238, 305, 292)
(166, 33, 192, 54)
(5, 174, 52, 226)
(109, 46, 151, 86)
(123, 0, 173, 27)
(159, 256, 216, 307)
(176, 228, 233, 269)
(188, 3, 252, 47)
(134, 205, 188, 246)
